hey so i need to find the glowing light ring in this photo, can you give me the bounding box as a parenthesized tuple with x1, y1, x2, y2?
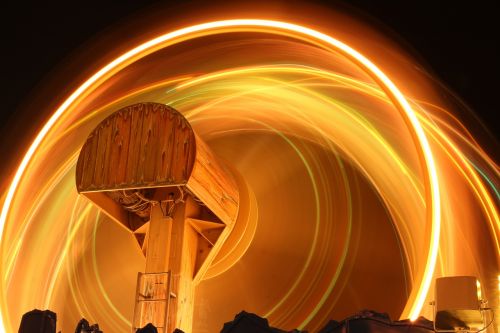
(0, 19, 440, 329)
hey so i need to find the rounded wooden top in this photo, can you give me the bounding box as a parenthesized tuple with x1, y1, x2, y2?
(76, 102, 196, 193)
(76, 102, 239, 226)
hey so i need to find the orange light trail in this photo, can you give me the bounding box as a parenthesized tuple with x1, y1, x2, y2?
(0, 18, 497, 333)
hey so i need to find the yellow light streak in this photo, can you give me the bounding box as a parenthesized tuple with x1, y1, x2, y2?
(1, 17, 496, 332)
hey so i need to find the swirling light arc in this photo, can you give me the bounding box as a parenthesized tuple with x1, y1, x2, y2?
(0, 19, 441, 330)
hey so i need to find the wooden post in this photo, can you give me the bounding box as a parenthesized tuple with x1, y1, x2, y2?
(140, 199, 195, 332)
(145, 204, 172, 273)
(167, 199, 195, 333)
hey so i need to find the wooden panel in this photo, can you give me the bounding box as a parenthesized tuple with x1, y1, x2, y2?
(76, 102, 196, 193)
(111, 109, 130, 186)
(157, 109, 174, 183)
(187, 135, 240, 226)
(126, 105, 144, 185)
(139, 106, 157, 183)
(77, 127, 100, 190)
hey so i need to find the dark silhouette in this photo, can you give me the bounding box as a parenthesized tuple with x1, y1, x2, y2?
(135, 323, 158, 333)
(74, 318, 102, 333)
(18, 309, 56, 333)
(74, 319, 90, 333)
(19, 309, 437, 333)
(220, 311, 305, 333)
(318, 310, 434, 333)
(435, 311, 469, 330)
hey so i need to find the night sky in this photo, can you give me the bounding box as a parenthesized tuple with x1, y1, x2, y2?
(2, 1, 498, 156)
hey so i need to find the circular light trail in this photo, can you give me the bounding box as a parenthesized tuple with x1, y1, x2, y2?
(2, 18, 495, 332)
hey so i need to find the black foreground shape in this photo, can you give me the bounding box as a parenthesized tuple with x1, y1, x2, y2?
(318, 310, 434, 333)
(135, 323, 158, 333)
(19, 309, 435, 332)
(220, 311, 305, 333)
(18, 309, 56, 333)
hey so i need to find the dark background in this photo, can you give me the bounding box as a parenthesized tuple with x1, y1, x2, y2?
(1, 1, 498, 147)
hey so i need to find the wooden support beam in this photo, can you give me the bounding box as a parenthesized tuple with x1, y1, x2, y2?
(167, 200, 196, 333)
(187, 135, 239, 226)
(191, 220, 232, 285)
(145, 204, 172, 273)
(134, 223, 150, 255)
(82, 192, 146, 233)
